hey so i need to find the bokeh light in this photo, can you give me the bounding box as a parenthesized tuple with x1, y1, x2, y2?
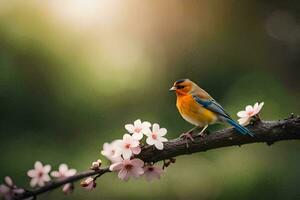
(0, 1, 299, 200)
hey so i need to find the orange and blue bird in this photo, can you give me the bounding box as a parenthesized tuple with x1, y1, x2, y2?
(169, 79, 254, 140)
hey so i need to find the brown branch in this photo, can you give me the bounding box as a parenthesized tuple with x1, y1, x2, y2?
(18, 168, 110, 200)
(138, 115, 300, 162)
(17, 116, 300, 200)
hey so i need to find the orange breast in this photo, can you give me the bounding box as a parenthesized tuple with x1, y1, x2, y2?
(176, 94, 217, 126)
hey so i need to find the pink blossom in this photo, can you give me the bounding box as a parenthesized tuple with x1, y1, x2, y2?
(237, 102, 264, 126)
(27, 161, 51, 187)
(125, 119, 151, 140)
(109, 158, 144, 181)
(0, 176, 24, 200)
(116, 134, 141, 159)
(101, 140, 123, 163)
(0, 184, 10, 198)
(145, 123, 168, 150)
(3, 177, 13, 188)
(51, 164, 77, 178)
(50, 164, 76, 194)
(143, 165, 164, 181)
(62, 183, 74, 194)
(80, 177, 96, 190)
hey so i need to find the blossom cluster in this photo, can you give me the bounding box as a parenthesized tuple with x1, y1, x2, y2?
(27, 161, 76, 194)
(237, 102, 264, 126)
(0, 162, 77, 200)
(101, 119, 168, 182)
(0, 176, 24, 200)
(0, 103, 265, 199)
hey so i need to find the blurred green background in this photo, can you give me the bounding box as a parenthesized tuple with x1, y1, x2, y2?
(0, 0, 300, 199)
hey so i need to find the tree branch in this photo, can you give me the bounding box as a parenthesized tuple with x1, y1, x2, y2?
(138, 115, 300, 163)
(18, 116, 300, 200)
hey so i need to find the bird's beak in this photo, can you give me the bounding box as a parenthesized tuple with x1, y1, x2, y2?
(169, 86, 177, 91)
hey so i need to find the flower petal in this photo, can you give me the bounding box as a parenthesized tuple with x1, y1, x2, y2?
(142, 121, 151, 128)
(158, 128, 167, 136)
(102, 142, 110, 151)
(237, 111, 248, 118)
(118, 168, 129, 181)
(238, 117, 250, 126)
(59, 164, 68, 174)
(37, 179, 45, 187)
(0, 184, 9, 194)
(27, 170, 37, 178)
(30, 178, 38, 187)
(131, 167, 144, 178)
(131, 146, 141, 155)
(62, 183, 72, 194)
(50, 171, 60, 178)
(159, 137, 168, 142)
(143, 166, 163, 182)
(123, 134, 132, 143)
(258, 102, 264, 111)
(4, 176, 13, 187)
(143, 128, 152, 136)
(34, 161, 43, 171)
(146, 137, 155, 145)
(110, 155, 123, 164)
(42, 174, 51, 182)
(66, 169, 77, 177)
(122, 149, 132, 159)
(253, 102, 259, 110)
(112, 139, 122, 147)
(43, 165, 51, 173)
(245, 105, 253, 112)
(109, 162, 124, 171)
(131, 158, 144, 167)
(132, 133, 143, 140)
(13, 188, 25, 194)
(113, 146, 124, 158)
(125, 124, 134, 133)
(132, 132, 143, 140)
(131, 139, 140, 147)
(154, 141, 164, 150)
(134, 119, 142, 127)
(152, 123, 160, 133)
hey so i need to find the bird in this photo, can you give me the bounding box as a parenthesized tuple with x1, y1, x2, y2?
(169, 79, 254, 141)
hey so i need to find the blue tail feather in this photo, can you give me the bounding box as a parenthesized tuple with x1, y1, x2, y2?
(225, 118, 254, 137)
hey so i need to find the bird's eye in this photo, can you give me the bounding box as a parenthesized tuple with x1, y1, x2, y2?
(177, 85, 185, 89)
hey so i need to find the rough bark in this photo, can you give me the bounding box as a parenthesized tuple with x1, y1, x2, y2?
(17, 116, 300, 200)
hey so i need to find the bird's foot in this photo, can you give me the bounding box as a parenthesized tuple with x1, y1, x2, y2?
(180, 132, 195, 148)
(198, 132, 205, 138)
(197, 125, 209, 138)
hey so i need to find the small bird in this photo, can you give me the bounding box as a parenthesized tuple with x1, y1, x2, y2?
(169, 79, 254, 140)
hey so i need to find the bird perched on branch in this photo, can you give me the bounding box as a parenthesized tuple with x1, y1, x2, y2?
(169, 79, 254, 142)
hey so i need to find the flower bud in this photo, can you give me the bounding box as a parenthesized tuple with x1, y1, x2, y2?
(90, 159, 102, 170)
(80, 177, 96, 190)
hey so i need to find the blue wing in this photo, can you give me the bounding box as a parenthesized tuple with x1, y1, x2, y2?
(192, 95, 230, 118)
(192, 95, 254, 137)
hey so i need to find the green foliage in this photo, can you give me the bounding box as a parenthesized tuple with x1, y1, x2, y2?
(0, 0, 299, 199)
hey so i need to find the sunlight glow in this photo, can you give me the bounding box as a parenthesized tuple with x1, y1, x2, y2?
(48, 0, 122, 27)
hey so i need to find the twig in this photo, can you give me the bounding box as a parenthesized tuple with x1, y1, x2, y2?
(18, 168, 110, 200)
(17, 116, 300, 200)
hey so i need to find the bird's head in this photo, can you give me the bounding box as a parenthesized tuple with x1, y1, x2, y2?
(169, 79, 194, 95)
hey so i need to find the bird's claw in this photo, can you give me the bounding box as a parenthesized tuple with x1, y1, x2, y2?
(196, 125, 209, 138)
(180, 132, 195, 148)
(198, 130, 209, 138)
(198, 132, 205, 138)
